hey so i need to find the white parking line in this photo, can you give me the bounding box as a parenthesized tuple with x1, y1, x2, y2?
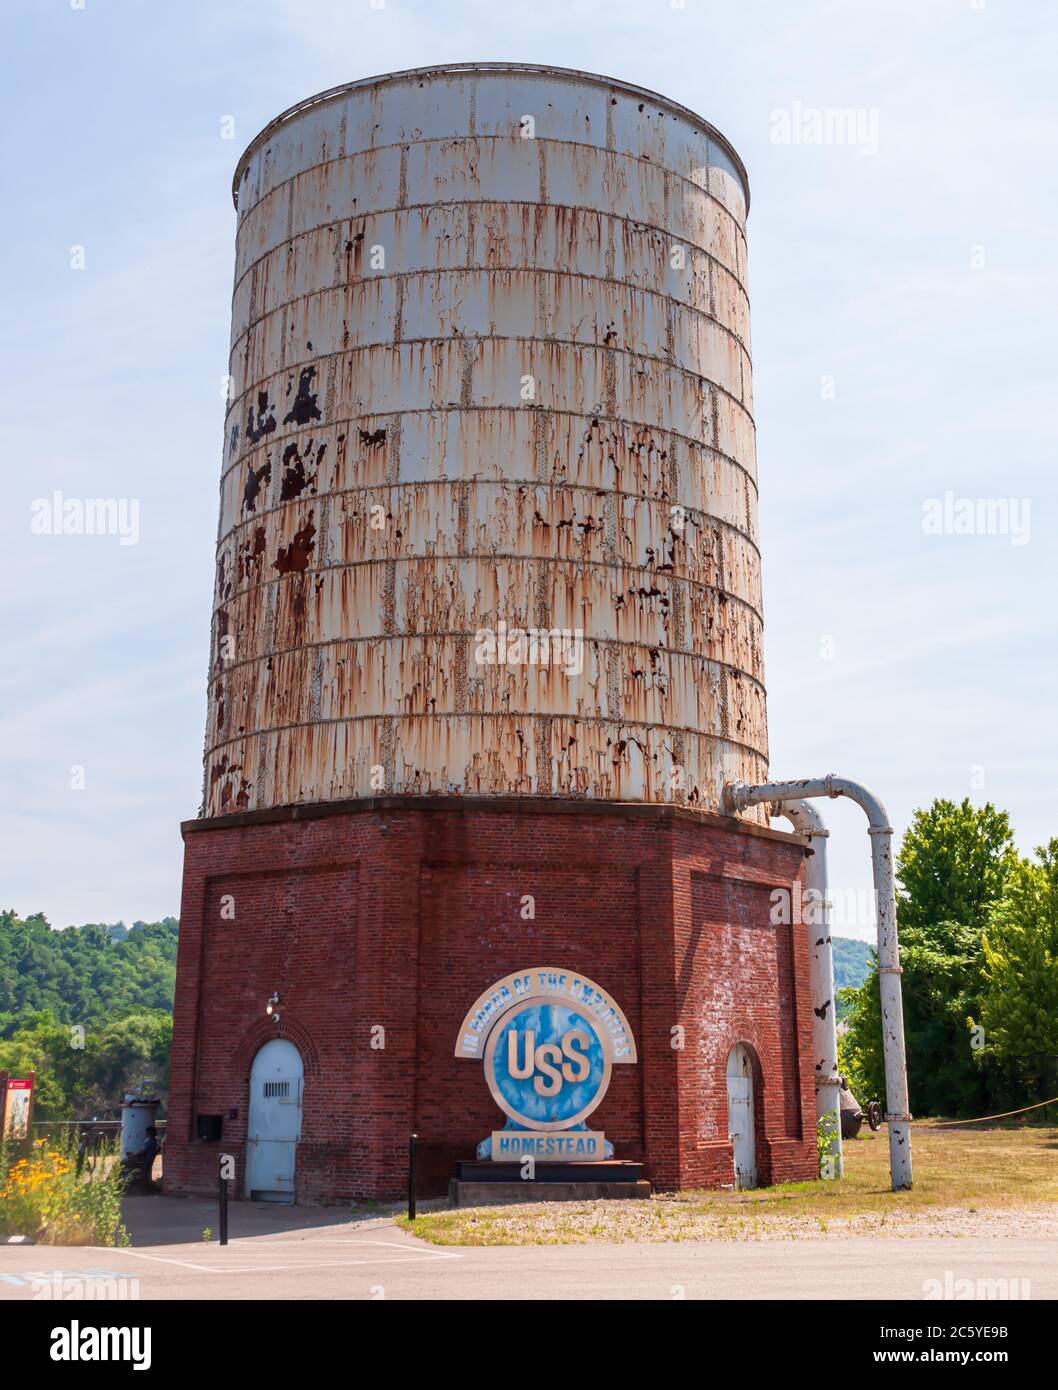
(114, 1247, 462, 1275)
(258, 1238, 451, 1254)
(96, 1250, 215, 1273)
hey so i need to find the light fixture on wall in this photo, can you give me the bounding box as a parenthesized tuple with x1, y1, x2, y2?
(266, 992, 281, 1024)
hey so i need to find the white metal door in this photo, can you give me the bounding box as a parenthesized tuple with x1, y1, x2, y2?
(726, 1043, 757, 1189)
(245, 1039, 303, 1202)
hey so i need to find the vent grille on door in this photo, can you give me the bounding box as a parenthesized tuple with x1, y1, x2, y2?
(263, 1080, 290, 1099)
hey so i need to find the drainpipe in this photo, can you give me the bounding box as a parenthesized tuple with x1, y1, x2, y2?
(726, 775, 912, 1192)
(769, 799, 842, 1179)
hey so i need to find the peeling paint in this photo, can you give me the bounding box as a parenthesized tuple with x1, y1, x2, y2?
(283, 365, 323, 426)
(272, 513, 316, 575)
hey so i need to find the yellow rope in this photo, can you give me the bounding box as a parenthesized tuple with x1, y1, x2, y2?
(918, 1095, 1058, 1127)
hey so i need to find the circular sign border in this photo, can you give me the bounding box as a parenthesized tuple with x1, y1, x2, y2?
(483, 1000, 613, 1132)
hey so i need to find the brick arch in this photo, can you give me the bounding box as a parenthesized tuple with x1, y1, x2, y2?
(725, 1035, 765, 1091)
(235, 1015, 322, 1081)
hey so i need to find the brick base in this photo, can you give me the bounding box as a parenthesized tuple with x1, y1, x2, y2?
(164, 798, 819, 1201)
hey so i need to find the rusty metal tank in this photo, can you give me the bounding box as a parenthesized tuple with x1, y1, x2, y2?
(205, 63, 765, 816)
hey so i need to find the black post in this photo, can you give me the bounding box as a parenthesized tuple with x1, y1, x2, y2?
(218, 1158, 229, 1246)
(408, 1132, 418, 1221)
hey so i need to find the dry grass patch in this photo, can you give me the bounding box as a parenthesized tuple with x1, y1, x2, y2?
(396, 1124, 1058, 1246)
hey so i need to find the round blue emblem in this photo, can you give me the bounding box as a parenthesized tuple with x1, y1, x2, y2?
(484, 1001, 610, 1130)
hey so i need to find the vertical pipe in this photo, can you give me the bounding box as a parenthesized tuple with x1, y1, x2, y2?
(777, 800, 842, 1178)
(870, 824, 913, 1189)
(408, 1133, 418, 1221)
(218, 1157, 229, 1245)
(726, 775, 913, 1191)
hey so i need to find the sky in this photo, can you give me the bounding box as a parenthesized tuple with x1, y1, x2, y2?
(1, 0, 1054, 939)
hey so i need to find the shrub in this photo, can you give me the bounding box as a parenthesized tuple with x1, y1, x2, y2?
(0, 1135, 129, 1246)
(817, 1113, 841, 1179)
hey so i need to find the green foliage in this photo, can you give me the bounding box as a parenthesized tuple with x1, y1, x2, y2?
(0, 910, 177, 1118)
(0, 910, 178, 1029)
(816, 1112, 840, 1179)
(975, 841, 1058, 1059)
(0, 1008, 172, 1119)
(838, 979, 882, 1104)
(832, 937, 873, 1021)
(839, 799, 1018, 1118)
(895, 799, 1018, 936)
(0, 1134, 129, 1246)
(832, 937, 872, 992)
(898, 919, 989, 1116)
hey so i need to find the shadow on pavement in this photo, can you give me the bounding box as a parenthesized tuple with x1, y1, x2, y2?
(120, 1193, 410, 1247)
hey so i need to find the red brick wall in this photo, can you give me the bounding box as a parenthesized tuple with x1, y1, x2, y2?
(672, 819, 818, 1188)
(165, 800, 816, 1200)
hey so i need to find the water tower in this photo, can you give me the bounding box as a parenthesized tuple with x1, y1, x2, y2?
(166, 64, 817, 1202)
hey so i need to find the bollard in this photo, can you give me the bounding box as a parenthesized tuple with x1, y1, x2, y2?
(219, 1157, 229, 1246)
(408, 1133, 418, 1221)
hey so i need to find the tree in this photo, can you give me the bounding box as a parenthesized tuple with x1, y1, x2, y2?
(0, 1011, 70, 1117)
(0, 911, 179, 1120)
(896, 800, 1019, 935)
(0, 911, 178, 1032)
(0, 1007, 173, 1120)
(975, 841, 1058, 1062)
(839, 799, 1017, 1117)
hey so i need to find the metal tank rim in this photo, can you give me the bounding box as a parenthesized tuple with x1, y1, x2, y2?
(230, 61, 750, 213)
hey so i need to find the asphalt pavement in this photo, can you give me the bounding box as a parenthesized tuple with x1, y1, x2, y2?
(1, 1196, 1054, 1300)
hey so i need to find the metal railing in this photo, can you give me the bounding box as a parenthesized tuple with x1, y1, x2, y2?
(30, 1119, 167, 1147)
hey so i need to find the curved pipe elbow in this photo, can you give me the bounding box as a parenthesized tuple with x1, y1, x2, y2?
(772, 797, 827, 838)
(728, 775, 892, 834)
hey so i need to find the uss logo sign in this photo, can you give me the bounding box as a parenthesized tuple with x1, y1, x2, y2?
(504, 1025, 592, 1092)
(454, 968, 637, 1161)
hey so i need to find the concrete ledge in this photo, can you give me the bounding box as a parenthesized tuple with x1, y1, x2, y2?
(182, 794, 805, 846)
(449, 1180, 651, 1207)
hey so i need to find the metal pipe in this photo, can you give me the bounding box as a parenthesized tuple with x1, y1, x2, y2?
(218, 1157, 229, 1246)
(770, 799, 842, 1178)
(726, 775, 912, 1191)
(408, 1133, 419, 1221)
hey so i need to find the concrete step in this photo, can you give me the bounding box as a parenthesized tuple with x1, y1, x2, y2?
(449, 1178, 651, 1206)
(454, 1159, 644, 1184)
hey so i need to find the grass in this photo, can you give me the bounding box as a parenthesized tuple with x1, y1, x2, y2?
(396, 1122, 1058, 1246)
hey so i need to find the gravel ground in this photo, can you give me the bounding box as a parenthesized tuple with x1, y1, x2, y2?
(416, 1198, 1058, 1244)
